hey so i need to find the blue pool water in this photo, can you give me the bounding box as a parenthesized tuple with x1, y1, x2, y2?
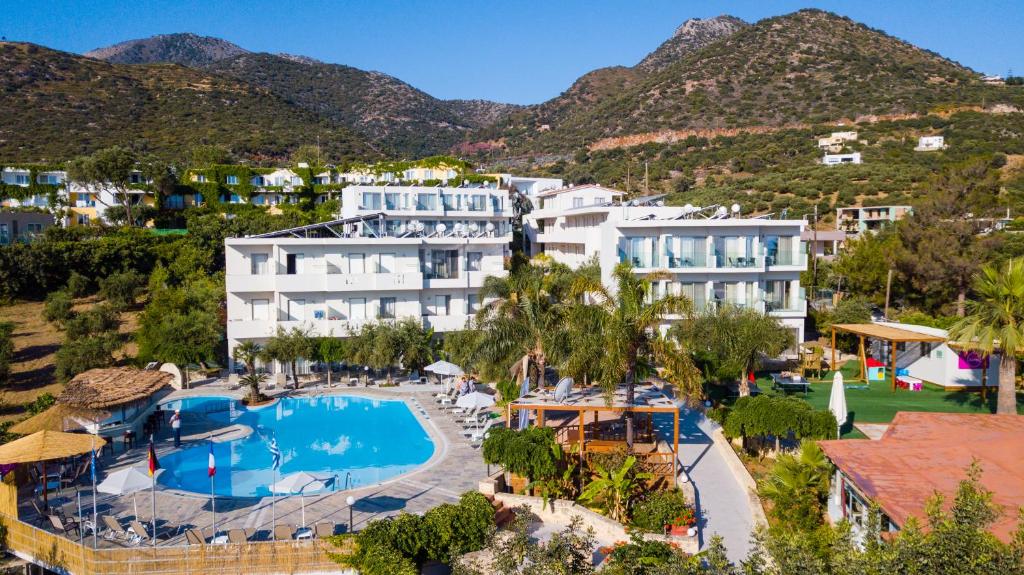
(156, 395, 435, 497)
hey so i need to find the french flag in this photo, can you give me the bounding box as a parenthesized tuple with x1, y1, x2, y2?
(208, 442, 216, 477)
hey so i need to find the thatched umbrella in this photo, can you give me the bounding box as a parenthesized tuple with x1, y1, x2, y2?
(0, 430, 106, 508)
(10, 405, 110, 435)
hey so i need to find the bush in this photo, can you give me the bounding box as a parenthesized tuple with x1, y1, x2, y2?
(604, 532, 689, 574)
(482, 426, 560, 480)
(26, 393, 55, 416)
(65, 272, 92, 297)
(630, 489, 690, 533)
(43, 291, 75, 326)
(64, 304, 120, 340)
(98, 271, 144, 308)
(718, 395, 837, 448)
(54, 334, 119, 382)
(0, 321, 13, 384)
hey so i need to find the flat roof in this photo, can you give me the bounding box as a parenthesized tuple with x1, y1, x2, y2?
(832, 323, 945, 342)
(536, 184, 625, 198)
(509, 383, 678, 413)
(819, 412, 1024, 542)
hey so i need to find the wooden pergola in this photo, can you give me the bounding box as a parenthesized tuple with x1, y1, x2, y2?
(506, 384, 681, 481)
(830, 323, 945, 391)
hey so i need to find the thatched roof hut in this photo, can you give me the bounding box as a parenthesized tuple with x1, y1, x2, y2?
(10, 404, 110, 435)
(57, 367, 173, 410)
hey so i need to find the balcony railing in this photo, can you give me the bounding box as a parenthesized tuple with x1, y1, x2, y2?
(713, 254, 762, 268)
(664, 254, 708, 268)
(765, 251, 808, 267)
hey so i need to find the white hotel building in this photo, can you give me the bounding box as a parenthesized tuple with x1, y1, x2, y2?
(526, 184, 808, 345)
(224, 184, 512, 370)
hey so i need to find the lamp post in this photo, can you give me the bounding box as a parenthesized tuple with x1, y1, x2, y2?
(346, 495, 355, 533)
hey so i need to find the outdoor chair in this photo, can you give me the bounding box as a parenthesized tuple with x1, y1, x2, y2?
(185, 529, 206, 545)
(274, 525, 296, 541)
(465, 419, 496, 442)
(314, 522, 335, 538)
(102, 515, 140, 545)
(228, 528, 252, 544)
(48, 514, 80, 538)
(29, 498, 49, 525)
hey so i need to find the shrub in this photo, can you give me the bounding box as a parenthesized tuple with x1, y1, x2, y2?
(98, 271, 144, 308)
(43, 291, 75, 326)
(26, 393, 55, 416)
(65, 272, 92, 297)
(54, 334, 119, 382)
(630, 489, 690, 533)
(0, 321, 13, 384)
(604, 532, 690, 574)
(718, 395, 837, 450)
(482, 426, 560, 480)
(64, 304, 120, 340)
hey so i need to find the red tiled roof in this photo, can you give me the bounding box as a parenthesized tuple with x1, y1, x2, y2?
(819, 413, 1024, 543)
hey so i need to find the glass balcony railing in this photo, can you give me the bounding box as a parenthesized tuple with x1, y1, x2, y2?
(664, 253, 707, 268)
(713, 253, 762, 268)
(765, 251, 808, 267)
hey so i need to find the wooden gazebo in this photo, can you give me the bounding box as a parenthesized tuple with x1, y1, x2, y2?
(507, 384, 681, 484)
(830, 323, 945, 391)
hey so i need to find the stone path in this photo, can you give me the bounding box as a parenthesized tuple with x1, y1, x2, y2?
(27, 383, 491, 546)
(654, 407, 755, 564)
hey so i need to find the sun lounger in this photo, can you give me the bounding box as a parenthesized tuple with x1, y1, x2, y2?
(314, 522, 335, 538)
(102, 515, 140, 545)
(185, 529, 206, 545)
(48, 514, 80, 538)
(274, 525, 296, 541)
(770, 373, 809, 394)
(465, 419, 496, 442)
(228, 528, 251, 544)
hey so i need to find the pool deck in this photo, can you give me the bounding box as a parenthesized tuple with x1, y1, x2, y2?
(26, 380, 491, 545)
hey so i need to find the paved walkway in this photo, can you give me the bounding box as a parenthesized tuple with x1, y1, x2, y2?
(654, 407, 754, 563)
(24, 382, 491, 546)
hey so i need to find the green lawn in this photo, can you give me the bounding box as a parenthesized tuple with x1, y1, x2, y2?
(748, 364, 1022, 438)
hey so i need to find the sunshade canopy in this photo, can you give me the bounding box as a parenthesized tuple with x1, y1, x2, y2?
(455, 391, 496, 409)
(424, 361, 464, 376)
(97, 466, 159, 495)
(0, 430, 105, 464)
(58, 367, 172, 409)
(10, 404, 110, 435)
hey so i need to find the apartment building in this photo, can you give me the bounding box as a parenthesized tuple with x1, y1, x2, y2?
(224, 184, 513, 372)
(527, 185, 809, 344)
(836, 205, 912, 236)
(1, 167, 66, 211)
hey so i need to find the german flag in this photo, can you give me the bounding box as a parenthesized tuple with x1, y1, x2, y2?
(147, 435, 160, 477)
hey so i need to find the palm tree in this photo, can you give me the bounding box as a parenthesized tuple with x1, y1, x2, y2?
(948, 257, 1024, 415)
(232, 341, 265, 400)
(566, 262, 690, 446)
(475, 260, 573, 391)
(578, 455, 651, 522)
(758, 441, 831, 531)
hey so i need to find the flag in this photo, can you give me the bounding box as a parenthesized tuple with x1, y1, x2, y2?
(90, 446, 97, 485)
(268, 436, 281, 471)
(208, 442, 216, 477)
(147, 436, 160, 477)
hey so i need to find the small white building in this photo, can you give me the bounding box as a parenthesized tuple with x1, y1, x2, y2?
(823, 152, 862, 166)
(914, 136, 946, 152)
(817, 131, 858, 152)
(876, 322, 1001, 390)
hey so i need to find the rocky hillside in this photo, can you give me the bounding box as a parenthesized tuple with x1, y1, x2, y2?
(84, 32, 248, 67)
(635, 15, 748, 73)
(471, 10, 1011, 156)
(0, 42, 377, 162)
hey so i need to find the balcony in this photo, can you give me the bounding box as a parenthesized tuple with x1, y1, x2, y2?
(324, 272, 423, 292)
(226, 274, 275, 293)
(712, 254, 763, 269)
(766, 299, 807, 316)
(422, 314, 471, 332)
(664, 254, 708, 269)
(765, 251, 808, 269)
(226, 319, 275, 339)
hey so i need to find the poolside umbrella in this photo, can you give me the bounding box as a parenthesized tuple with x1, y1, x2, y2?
(455, 392, 495, 410)
(517, 377, 530, 431)
(425, 360, 463, 389)
(10, 405, 110, 435)
(271, 471, 333, 528)
(829, 371, 848, 436)
(97, 465, 159, 520)
(0, 430, 106, 508)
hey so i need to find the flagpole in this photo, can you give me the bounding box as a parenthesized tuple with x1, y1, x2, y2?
(209, 435, 216, 539)
(77, 490, 84, 545)
(150, 434, 156, 548)
(91, 435, 98, 549)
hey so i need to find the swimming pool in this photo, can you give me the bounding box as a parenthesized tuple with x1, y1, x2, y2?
(157, 395, 435, 497)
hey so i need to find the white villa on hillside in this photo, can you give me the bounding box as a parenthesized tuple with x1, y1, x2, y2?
(526, 184, 808, 344)
(914, 135, 947, 151)
(224, 183, 512, 373)
(817, 131, 858, 153)
(823, 152, 862, 166)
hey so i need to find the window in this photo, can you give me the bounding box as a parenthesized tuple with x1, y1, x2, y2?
(921, 342, 933, 357)
(349, 298, 366, 321)
(286, 253, 303, 275)
(288, 299, 305, 321)
(229, 194, 241, 204)
(379, 297, 396, 319)
(416, 193, 437, 211)
(572, 197, 583, 208)
(26, 223, 43, 234)
(195, 174, 207, 183)
(194, 193, 203, 205)
(378, 253, 395, 274)
(428, 249, 459, 279)
(469, 195, 486, 211)
(250, 253, 269, 275)
(361, 192, 381, 210)
(77, 214, 90, 226)
(251, 176, 265, 186)
(37, 174, 61, 185)
(252, 195, 265, 205)
(251, 299, 269, 321)
(165, 195, 184, 209)
(14, 174, 29, 185)
(226, 175, 239, 185)
(442, 193, 460, 211)
(432, 295, 451, 316)
(349, 254, 365, 274)
(129, 173, 144, 184)
(385, 193, 401, 210)
(467, 252, 482, 272)
(467, 294, 479, 314)
(291, 177, 302, 186)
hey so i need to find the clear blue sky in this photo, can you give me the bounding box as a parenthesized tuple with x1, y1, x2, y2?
(5, 0, 1021, 104)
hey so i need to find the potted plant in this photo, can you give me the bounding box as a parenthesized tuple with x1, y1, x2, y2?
(666, 507, 696, 536)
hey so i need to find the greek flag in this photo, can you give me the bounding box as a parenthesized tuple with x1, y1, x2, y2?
(268, 436, 281, 471)
(90, 446, 97, 484)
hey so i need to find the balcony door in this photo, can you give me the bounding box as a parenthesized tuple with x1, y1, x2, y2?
(251, 299, 269, 321)
(288, 299, 305, 321)
(379, 253, 395, 274)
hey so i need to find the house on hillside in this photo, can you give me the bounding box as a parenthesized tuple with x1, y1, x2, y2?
(822, 152, 862, 166)
(914, 135, 946, 151)
(817, 131, 858, 153)
(835, 205, 911, 236)
(819, 412, 1024, 544)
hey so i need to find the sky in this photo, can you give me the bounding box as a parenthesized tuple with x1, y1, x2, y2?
(5, 0, 1022, 105)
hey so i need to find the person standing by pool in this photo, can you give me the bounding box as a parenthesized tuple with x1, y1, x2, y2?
(170, 410, 182, 447)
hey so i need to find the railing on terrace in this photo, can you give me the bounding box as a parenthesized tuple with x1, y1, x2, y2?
(0, 513, 347, 575)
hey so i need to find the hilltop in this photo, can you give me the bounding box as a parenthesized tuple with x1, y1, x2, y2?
(0, 42, 377, 163)
(471, 10, 1017, 156)
(84, 32, 249, 67)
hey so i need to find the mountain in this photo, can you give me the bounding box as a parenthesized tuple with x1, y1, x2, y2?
(84, 32, 248, 67)
(464, 16, 748, 154)
(203, 52, 520, 157)
(470, 10, 1001, 155)
(0, 42, 377, 163)
(635, 15, 748, 73)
